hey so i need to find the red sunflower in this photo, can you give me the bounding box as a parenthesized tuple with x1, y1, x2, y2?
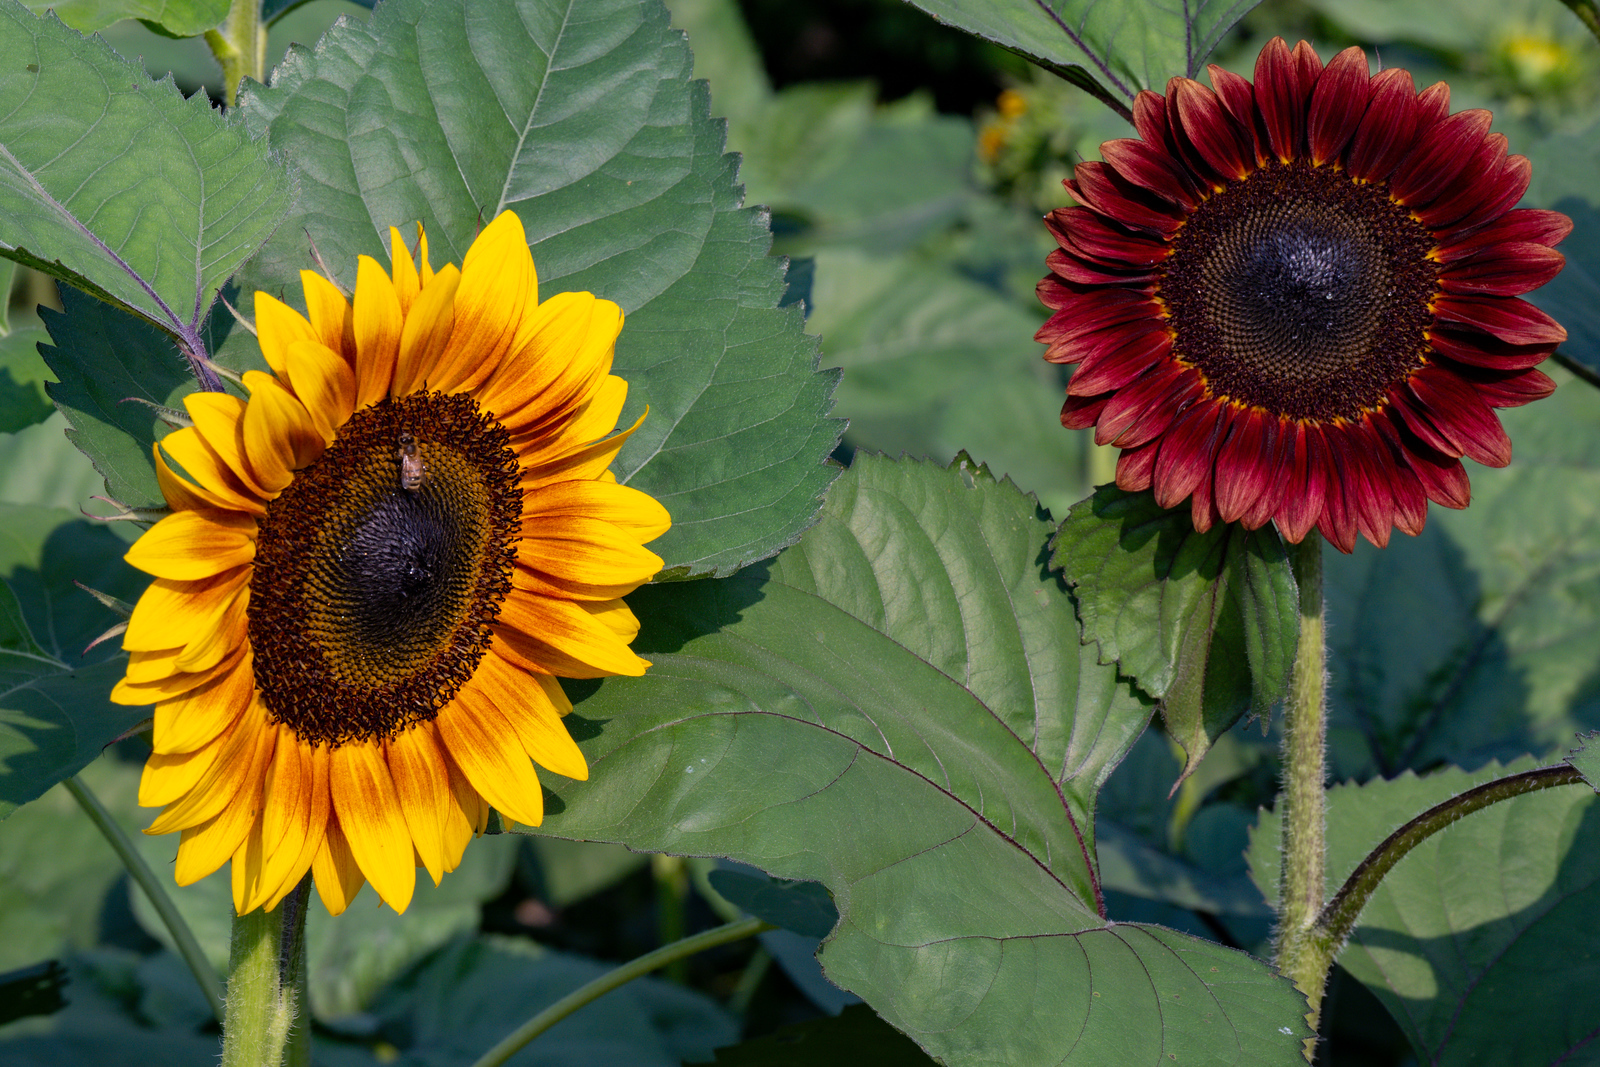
(1037, 37, 1570, 552)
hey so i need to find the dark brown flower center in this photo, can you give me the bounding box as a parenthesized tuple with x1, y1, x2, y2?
(249, 391, 521, 746)
(1161, 161, 1439, 421)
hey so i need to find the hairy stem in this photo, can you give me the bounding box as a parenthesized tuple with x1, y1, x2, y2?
(64, 775, 224, 1021)
(1316, 765, 1584, 948)
(469, 917, 772, 1067)
(1274, 535, 1327, 1057)
(204, 0, 266, 108)
(220, 882, 309, 1067)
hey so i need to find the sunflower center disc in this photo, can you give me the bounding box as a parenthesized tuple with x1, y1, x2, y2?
(249, 391, 521, 746)
(1162, 161, 1439, 422)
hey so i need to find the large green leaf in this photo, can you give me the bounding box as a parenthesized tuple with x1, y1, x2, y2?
(895, 0, 1262, 108)
(0, 0, 289, 343)
(536, 456, 1310, 1065)
(1524, 119, 1600, 381)
(1248, 761, 1600, 1066)
(233, 0, 841, 579)
(701, 1004, 936, 1066)
(20, 0, 229, 36)
(1052, 485, 1298, 782)
(0, 505, 145, 819)
(0, 326, 52, 434)
(1321, 373, 1600, 779)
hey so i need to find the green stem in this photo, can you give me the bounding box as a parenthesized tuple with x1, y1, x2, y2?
(1560, 0, 1600, 45)
(469, 917, 772, 1067)
(220, 879, 310, 1067)
(203, 0, 265, 107)
(652, 853, 690, 983)
(64, 775, 224, 1022)
(1273, 535, 1327, 1057)
(1315, 765, 1584, 949)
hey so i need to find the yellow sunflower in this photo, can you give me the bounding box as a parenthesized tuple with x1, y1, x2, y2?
(112, 211, 669, 916)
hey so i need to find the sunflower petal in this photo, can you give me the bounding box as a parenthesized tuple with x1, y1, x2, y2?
(352, 255, 402, 408)
(242, 371, 324, 492)
(329, 743, 416, 912)
(125, 509, 256, 580)
(437, 680, 546, 826)
(312, 818, 367, 916)
(385, 723, 454, 887)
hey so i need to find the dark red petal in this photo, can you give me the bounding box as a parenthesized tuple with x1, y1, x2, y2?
(1438, 242, 1566, 297)
(1099, 138, 1202, 209)
(1061, 392, 1112, 430)
(1432, 295, 1567, 346)
(1036, 277, 1150, 318)
(1325, 426, 1391, 548)
(1436, 208, 1573, 260)
(1274, 422, 1327, 544)
(1307, 47, 1371, 165)
(1152, 400, 1226, 510)
(1212, 408, 1280, 525)
(1071, 331, 1172, 397)
(1407, 366, 1513, 467)
(1415, 132, 1508, 229)
(1094, 360, 1196, 447)
(1174, 79, 1253, 181)
(1312, 425, 1359, 553)
(1208, 64, 1264, 164)
(1416, 82, 1451, 124)
(1345, 67, 1419, 181)
(1436, 154, 1532, 242)
(1292, 40, 1324, 88)
(1050, 207, 1172, 268)
(1387, 387, 1459, 456)
(1132, 89, 1173, 148)
(1047, 247, 1161, 286)
(1453, 366, 1558, 408)
(1254, 36, 1312, 163)
(1385, 409, 1472, 508)
(1068, 162, 1185, 236)
(1241, 418, 1295, 529)
(1390, 109, 1493, 207)
(1369, 412, 1431, 535)
(1116, 440, 1160, 491)
(1427, 327, 1555, 371)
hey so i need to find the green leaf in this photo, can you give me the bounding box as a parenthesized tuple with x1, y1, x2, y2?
(1321, 373, 1600, 779)
(38, 290, 201, 509)
(233, 0, 842, 579)
(1247, 760, 1600, 1066)
(20, 0, 228, 36)
(0, 0, 289, 344)
(1524, 119, 1600, 381)
(363, 936, 737, 1066)
(895, 0, 1262, 108)
(1567, 731, 1600, 791)
(706, 869, 838, 939)
(0, 505, 146, 819)
(1052, 485, 1298, 782)
(0, 326, 52, 434)
(698, 1004, 936, 1066)
(536, 456, 1310, 1065)
(0, 412, 104, 511)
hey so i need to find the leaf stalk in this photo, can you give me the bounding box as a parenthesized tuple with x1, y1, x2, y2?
(205, 0, 268, 108)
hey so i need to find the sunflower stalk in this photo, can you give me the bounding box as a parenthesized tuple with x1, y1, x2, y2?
(63, 775, 225, 1022)
(204, 0, 266, 108)
(221, 882, 309, 1067)
(1273, 535, 1328, 1057)
(469, 917, 773, 1067)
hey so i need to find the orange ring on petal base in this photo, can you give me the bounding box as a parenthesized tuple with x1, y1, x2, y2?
(117, 212, 670, 915)
(1038, 38, 1569, 552)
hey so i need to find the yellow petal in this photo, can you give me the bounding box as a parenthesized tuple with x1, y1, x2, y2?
(391, 264, 460, 397)
(389, 226, 421, 315)
(436, 680, 545, 826)
(242, 370, 324, 493)
(124, 569, 248, 652)
(113, 643, 244, 704)
(352, 255, 402, 408)
(173, 580, 250, 671)
(524, 479, 670, 541)
(518, 412, 645, 491)
(311, 817, 366, 916)
(492, 590, 649, 679)
(125, 510, 256, 581)
(587, 598, 641, 642)
(251, 730, 330, 913)
(490, 292, 620, 435)
(522, 374, 629, 459)
(260, 743, 332, 913)
(254, 291, 319, 379)
(152, 442, 212, 513)
(158, 429, 267, 517)
(185, 391, 270, 499)
(301, 270, 354, 358)
(145, 699, 273, 832)
(473, 653, 588, 780)
(385, 722, 453, 886)
(284, 339, 356, 444)
(427, 212, 535, 393)
(329, 742, 416, 912)
(150, 650, 254, 755)
(415, 224, 434, 287)
(516, 518, 663, 587)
